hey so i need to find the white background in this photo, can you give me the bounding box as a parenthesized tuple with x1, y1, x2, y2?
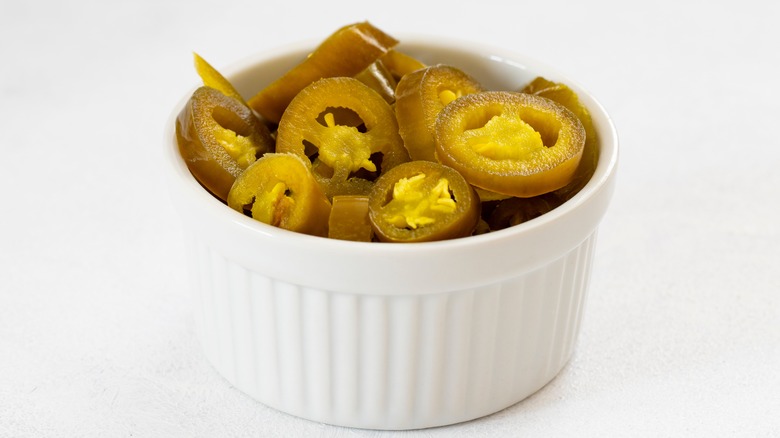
(1, 0, 778, 436)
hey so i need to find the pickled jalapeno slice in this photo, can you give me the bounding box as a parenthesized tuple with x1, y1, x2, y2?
(395, 65, 484, 161)
(435, 91, 585, 198)
(275, 77, 409, 199)
(176, 86, 274, 202)
(354, 61, 397, 104)
(379, 49, 426, 80)
(328, 195, 373, 242)
(368, 161, 479, 242)
(522, 77, 599, 201)
(227, 153, 331, 237)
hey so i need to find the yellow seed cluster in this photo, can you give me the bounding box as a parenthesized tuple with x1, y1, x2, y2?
(385, 173, 456, 230)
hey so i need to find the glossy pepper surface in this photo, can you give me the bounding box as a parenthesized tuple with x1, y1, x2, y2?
(354, 61, 397, 104)
(227, 153, 331, 237)
(435, 91, 585, 198)
(193, 53, 245, 104)
(275, 77, 409, 199)
(395, 65, 484, 161)
(522, 77, 599, 201)
(176, 86, 274, 202)
(327, 196, 373, 242)
(247, 22, 399, 123)
(368, 161, 479, 242)
(379, 50, 426, 80)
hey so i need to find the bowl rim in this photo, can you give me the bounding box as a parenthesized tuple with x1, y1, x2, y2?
(163, 35, 619, 294)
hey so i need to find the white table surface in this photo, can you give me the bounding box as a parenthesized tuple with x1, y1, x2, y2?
(2, 1, 778, 436)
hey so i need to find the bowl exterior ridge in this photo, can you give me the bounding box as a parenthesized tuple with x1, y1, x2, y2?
(187, 231, 597, 429)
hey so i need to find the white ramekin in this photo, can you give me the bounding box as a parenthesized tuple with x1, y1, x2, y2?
(163, 35, 619, 430)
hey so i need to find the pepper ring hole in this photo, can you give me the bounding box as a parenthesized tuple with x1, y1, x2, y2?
(316, 107, 367, 132)
(212, 106, 253, 137)
(518, 110, 561, 147)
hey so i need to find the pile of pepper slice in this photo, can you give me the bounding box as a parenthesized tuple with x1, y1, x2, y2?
(175, 22, 598, 242)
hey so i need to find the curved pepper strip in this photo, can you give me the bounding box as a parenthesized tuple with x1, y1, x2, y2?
(247, 21, 399, 123)
(176, 86, 274, 202)
(355, 61, 397, 104)
(395, 65, 484, 161)
(328, 195, 373, 242)
(435, 91, 585, 198)
(522, 77, 599, 201)
(193, 53, 245, 104)
(368, 161, 479, 242)
(275, 77, 409, 199)
(379, 49, 426, 80)
(227, 153, 331, 237)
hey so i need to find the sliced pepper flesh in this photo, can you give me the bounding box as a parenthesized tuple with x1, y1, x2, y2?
(227, 153, 331, 237)
(395, 65, 484, 161)
(328, 195, 373, 242)
(275, 77, 409, 199)
(193, 52, 245, 104)
(379, 49, 426, 80)
(354, 61, 397, 104)
(435, 91, 585, 198)
(247, 21, 399, 123)
(176, 86, 274, 202)
(522, 77, 599, 201)
(368, 161, 479, 242)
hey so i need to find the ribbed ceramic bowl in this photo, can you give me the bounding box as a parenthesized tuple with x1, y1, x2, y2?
(164, 36, 618, 430)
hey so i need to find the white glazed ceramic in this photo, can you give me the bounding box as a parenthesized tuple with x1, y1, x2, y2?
(164, 35, 618, 430)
